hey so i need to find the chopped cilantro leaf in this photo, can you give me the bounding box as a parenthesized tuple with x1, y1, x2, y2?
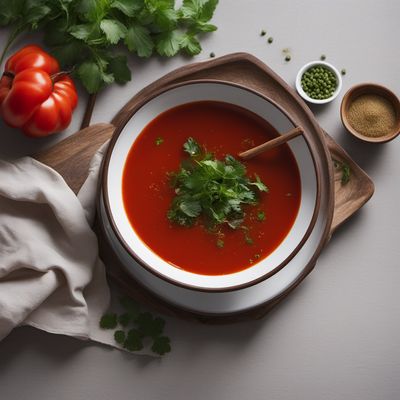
(216, 239, 224, 248)
(341, 163, 351, 185)
(152, 336, 171, 356)
(114, 330, 126, 344)
(137, 312, 165, 338)
(155, 137, 164, 146)
(118, 312, 131, 327)
(99, 313, 118, 329)
(183, 137, 201, 156)
(257, 211, 265, 221)
(124, 329, 143, 352)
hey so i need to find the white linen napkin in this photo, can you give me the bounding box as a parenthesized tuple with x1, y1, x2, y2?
(0, 142, 122, 349)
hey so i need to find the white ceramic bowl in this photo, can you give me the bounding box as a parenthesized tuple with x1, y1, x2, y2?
(295, 61, 342, 105)
(102, 81, 320, 292)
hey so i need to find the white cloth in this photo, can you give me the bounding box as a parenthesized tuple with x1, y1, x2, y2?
(0, 142, 121, 349)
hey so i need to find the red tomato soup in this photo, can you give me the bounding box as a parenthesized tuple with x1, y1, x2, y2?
(122, 101, 301, 275)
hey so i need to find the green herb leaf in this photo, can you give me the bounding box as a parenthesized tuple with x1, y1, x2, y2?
(180, 34, 201, 55)
(183, 137, 201, 156)
(118, 312, 131, 327)
(124, 329, 143, 351)
(125, 25, 154, 57)
(216, 238, 224, 248)
(76, 61, 104, 93)
(155, 136, 164, 146)
(114, 330, 126, 344)
(111, 0, 143, 17)
(257, 211, 265, 221)
(100, 19, 127, 44)
(69, 23, 94, 41)
(136, 312, 165, 338)
(156, 30, 182, 57)
(341, 163, 351, 184)
(151, 336, 171, 355)
(99, 313, 118, 329)
(108, 54, 131, 84)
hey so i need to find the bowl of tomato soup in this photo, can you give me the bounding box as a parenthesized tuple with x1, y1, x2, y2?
(102, 81, 320, 292)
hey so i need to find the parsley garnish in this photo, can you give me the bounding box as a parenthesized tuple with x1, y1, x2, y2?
(99, 296, 171, 356)
(168, 138, 269, 230)
(257, 211, 266, 221)
(155, 137, 164, 146)
(216, 238, 224, 248)
(99, 313, 117, 329)
(0, 0, 219, 93)
(333, 159, 351, 185)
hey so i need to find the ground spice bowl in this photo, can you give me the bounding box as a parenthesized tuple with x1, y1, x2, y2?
(341, 83, 400, 143)
(295, 61, 342, 105)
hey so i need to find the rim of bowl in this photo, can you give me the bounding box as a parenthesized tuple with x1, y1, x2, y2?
(340, 83, 400, 143)
(101, 79, 323, 293)
(295, 61, 343, 105)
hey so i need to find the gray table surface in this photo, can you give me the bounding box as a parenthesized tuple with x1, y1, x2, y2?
(1, 1, 399, 399)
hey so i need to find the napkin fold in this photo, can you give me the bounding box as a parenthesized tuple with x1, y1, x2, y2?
(0, 143, 119, 348)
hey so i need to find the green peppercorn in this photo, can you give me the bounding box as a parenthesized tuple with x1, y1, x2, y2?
(341, 68, 346, 75)
(260, 30, 266, 36)
(267, 37, 273, 44)
(320, 54, 326, 60)
(300, 65, 337, 99)
(210, 52, 215, 58)
(285, 55, 291, 62)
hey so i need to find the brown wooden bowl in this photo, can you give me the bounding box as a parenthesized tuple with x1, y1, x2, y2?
(340, 83, 400, 143)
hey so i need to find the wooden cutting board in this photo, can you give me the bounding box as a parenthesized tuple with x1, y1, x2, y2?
(35, 53, 374, 323)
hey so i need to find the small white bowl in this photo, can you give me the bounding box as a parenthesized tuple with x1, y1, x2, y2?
(295, 61, 342, 105)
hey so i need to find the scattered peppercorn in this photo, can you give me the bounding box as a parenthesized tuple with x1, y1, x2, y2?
(267, 37, 273, 43)
(285, 55, 291, 62)
(301, 65, 337, 99)
(209, 52, 215, 58)
(260, 30, 266, 36)
(320, 54, 326, 60)
(341, 68, 346, 75)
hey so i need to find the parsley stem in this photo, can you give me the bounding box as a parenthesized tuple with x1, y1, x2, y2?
(0, 25, 23, 66)
(80, 93, 97, 129)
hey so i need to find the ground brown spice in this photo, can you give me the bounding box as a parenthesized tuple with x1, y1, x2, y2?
(348, 94, 397, 137)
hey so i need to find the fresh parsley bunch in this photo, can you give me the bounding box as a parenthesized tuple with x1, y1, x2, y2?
(168, 137, 269, 230)
(0, 0, 219, 93)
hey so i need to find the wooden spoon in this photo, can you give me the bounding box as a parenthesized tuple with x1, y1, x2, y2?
(238, 127, 303, 160)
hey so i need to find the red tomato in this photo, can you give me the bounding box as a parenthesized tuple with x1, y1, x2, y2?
(0, 45, 78, 137)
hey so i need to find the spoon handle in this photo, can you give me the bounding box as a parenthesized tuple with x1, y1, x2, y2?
(238, 127, 303, 160)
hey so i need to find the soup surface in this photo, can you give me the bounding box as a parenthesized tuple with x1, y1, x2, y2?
(122, 101, 301, 275)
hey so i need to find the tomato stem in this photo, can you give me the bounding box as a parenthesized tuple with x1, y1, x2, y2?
(50, 70, 73, 82)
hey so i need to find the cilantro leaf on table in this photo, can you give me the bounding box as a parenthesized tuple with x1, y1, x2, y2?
(100, 296, 170, 356)
(99, 313, 118, 329)
(136, 312, 165, 338)
(124, 329, 143, 352)
(114, 330, 126, 344)
(0, 0, 219, 93)
(168, 138, 269, 230)
(151, 336, 171, 355)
